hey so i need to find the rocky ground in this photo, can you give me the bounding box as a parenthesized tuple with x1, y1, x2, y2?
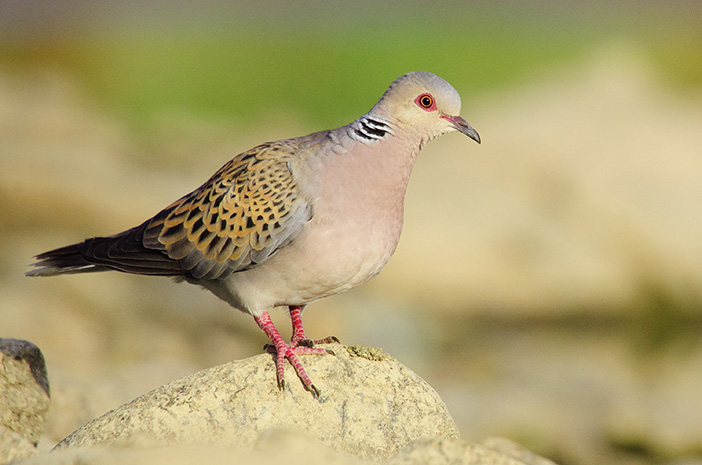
(1, 338, 557, 464)
(1, 44, 702, 464)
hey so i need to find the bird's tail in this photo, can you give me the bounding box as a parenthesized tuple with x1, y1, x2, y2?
(26, 242, 112, 276)
(26, 223, 184, 277)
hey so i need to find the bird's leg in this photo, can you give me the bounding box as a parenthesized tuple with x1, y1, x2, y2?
(289, 305, 311, 346)
(289, 305, 340, 347)
(254, 310, 330, 397)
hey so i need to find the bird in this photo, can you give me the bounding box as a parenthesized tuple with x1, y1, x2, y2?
(27, 71, 480, 396)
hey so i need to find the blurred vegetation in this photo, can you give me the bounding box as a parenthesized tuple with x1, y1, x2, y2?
(1, 1, 701, 130)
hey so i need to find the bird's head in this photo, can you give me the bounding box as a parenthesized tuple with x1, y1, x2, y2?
(369, 71, 480, 146)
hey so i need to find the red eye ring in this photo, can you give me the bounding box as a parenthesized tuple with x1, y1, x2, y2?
(414, 93, 436, 111)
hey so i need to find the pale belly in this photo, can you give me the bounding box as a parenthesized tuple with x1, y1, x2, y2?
(207, 208, 403, 316)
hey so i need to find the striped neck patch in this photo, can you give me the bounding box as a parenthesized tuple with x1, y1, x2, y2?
(354, 116, 393, 141)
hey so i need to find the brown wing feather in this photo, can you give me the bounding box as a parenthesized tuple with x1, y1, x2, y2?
(143, 141, 312, 279)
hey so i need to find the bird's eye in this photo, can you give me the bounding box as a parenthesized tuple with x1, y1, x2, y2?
(415, 93, 436, 111)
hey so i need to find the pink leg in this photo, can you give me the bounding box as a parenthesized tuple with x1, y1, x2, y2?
(254, 310, 331, 397)
(289, 305, 340, 347)
(289, 305, 309, 346)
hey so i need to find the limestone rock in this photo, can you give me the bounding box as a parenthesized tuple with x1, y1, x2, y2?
(0, 425, 39, 464)
(481, 437, 558, 465)
(56, 344, 458, 461)
(13, 430, 560, 465)
(14, 429, 364, 465)
(0, 338, 51, 461)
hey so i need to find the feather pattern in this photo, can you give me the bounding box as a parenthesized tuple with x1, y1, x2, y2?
(28, 141, 312, 280)
(144, 140, 312, 279)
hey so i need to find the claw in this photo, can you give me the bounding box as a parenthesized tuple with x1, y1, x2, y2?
(314, 335, 340, 345)
(296, 338, 315, 348)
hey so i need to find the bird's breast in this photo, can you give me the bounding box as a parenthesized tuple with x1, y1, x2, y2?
(217, 135, 419, 313)
(290, 137, 417, 293)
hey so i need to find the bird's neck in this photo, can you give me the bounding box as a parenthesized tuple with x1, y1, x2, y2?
(349, 114, 395, 144)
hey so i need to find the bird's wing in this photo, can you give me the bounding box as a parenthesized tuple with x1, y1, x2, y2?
(143, 141, 312, 279)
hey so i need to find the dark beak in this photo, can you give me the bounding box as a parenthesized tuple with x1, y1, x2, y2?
(443, 115, 481, 144)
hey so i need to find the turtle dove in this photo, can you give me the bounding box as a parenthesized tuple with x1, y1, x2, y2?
(27, 71, 480, 396)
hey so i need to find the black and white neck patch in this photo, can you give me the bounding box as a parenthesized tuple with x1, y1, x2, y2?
(353, 116, 393, 142)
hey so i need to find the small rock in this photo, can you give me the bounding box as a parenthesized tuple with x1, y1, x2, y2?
(481, 437, 558, 465)
(0, 338, 51, 459)
(0, 425, 39, 463)
(56, 344, 459, 461)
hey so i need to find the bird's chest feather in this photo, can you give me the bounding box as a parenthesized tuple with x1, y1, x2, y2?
(290, 139, 417, 290)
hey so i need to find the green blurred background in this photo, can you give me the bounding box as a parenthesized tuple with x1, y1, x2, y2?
(2, 1, 702, 464)
(2, 1, 701, 127)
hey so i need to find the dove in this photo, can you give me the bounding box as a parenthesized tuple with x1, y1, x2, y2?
(27, 71, 480, 396)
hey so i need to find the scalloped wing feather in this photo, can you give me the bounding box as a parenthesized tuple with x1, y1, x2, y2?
(143, 141, 311, 280)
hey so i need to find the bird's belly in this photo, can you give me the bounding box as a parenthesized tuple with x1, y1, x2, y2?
(215, 209, 403, 315)
(293, 219, 400, 295)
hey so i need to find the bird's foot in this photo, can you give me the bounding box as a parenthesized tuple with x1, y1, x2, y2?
(263, 342, 331, 396)
(255, 310, 334, 397)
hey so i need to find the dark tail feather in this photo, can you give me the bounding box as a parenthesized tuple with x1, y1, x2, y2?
(26, 243, 112, 276)
(27, 222, 184, 277)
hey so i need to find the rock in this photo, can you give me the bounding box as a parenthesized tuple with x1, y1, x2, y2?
(56, 344, 459, 461)
(0, 425, 39, 463)
(43, 360, 199, 445)
(13, 429, 365, 465)
(388, 436, 558, 465)
(481, 437, 558, 465)
(12, 430, 559, 465)
(9, 344, 557, 465)
(251, 427, 365, 464)
(0, 338, 51, 462)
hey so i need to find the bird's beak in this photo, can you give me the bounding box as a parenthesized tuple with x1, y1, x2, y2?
(442, 115, 481, 144)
